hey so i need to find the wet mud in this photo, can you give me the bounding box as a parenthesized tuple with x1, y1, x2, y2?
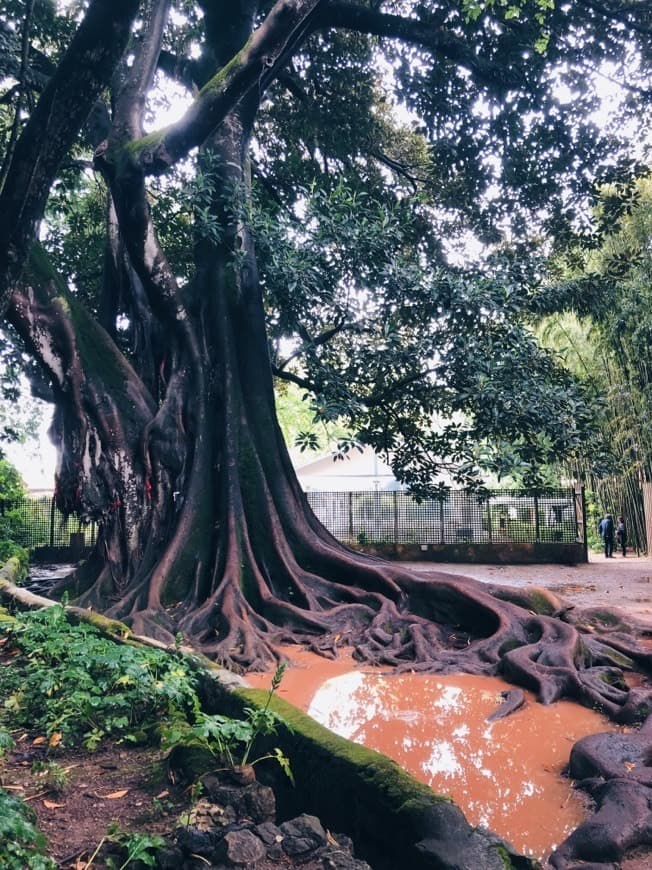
(248, 649, 617, 860)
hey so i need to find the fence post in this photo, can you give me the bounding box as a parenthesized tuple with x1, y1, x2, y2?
(534, 493, 540, 543)
(439, 500, 445, 544)
(348, 492, 354, 541)
(393, 490, 398, 548)
(49, 497, 56, 549)
(486, 499, 492, 543)
(574, 485, 588, 562)
(642, 482, 652, 556)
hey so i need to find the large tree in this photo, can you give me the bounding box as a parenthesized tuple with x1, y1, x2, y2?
(1, 0, 651, 723)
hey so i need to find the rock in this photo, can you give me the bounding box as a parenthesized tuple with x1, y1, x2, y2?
(176, 824, 223, 858)
(154, 844, 186, 868)
(202, 774, 276, 823)
(217, 828, 267, 866)
(549, 778, 652, 868)
(569, 728, 652, 786)
(319, 849, 373, 868)
(183, 796, 237, 830)
(280, 813, 328, 856)
(255, 820, 285, 859)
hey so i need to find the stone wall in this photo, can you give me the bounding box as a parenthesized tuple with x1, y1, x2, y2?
(352, 541, 587, 565)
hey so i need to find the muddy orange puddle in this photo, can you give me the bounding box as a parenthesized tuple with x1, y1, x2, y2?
(247, 648, 617, 860)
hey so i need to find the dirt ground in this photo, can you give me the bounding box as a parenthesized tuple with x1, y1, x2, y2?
(405, 550, 652, 623)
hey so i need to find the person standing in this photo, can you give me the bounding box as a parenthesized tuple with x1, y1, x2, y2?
(599, 512, 615, 558)
(616, 515, 627, 557)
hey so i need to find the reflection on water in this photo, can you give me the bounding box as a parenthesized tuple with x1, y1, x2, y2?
(305, 670, 614, 859)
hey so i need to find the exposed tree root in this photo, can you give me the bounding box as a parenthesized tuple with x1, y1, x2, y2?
(5, 550, 652, 867)
(550, 712, 652, 868)
(64, 537, 652, 726)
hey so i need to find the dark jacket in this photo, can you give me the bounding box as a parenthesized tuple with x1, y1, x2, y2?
(599, 516, 614, 539)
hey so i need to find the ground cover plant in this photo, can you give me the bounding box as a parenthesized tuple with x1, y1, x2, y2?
(0, 603, 296, 866)
(0, 604, 200, 750)
(0, 786, 56, 870)
(0, 725, 56, 870)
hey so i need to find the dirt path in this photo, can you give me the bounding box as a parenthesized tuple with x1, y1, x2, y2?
(404, 551, 652, 622)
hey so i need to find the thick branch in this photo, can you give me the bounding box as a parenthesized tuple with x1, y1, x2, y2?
(118, 0, 325, 175)
(113, 0, 172, 141)
(6, 244, 155, 431)
(0, 0, 36, 193)
(313, 2, 528, 90)
(0, 0, 140, 316)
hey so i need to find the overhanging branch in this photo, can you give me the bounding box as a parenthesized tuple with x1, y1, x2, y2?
(118, 0, 324, 175)
(0, 0, 140, 317)
(313, 2, 528, 90)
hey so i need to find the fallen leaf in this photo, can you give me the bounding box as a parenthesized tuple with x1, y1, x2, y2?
(104, 789, 129, 799)
(624, 762, 635, 772)
(155, 790, 169, 799)
(32, 736, 46, 745)
(48, 732, 63, 748)
(43, 800, 65, 809)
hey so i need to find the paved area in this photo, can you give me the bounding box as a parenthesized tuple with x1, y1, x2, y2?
(405, 551, 652, 623)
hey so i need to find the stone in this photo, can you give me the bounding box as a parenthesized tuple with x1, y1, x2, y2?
(319, 849, 373, 869)
(153, 844, 185, 869)
(183, 796, 237, 830)
(255, 820, 285, 857)
(280, 813, 328, 856)
(202, 777, 276, 824)
(218, 828, 267, 866)
(176, 824, 222, 858)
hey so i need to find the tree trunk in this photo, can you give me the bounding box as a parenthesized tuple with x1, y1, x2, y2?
(19, 104, 645, 729)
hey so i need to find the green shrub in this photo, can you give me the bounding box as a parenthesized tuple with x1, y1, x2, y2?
(1, 605, 199, 749)
(0, 788, 56, 870)
(0, 540, 28, 569)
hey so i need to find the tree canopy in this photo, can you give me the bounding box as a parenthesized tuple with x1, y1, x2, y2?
(1, 0, 651, 734)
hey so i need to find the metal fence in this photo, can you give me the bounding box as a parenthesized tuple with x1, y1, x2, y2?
(307, 488, 583, 546)
(0, 496, 97, 552)
(0, 488, 582, 555)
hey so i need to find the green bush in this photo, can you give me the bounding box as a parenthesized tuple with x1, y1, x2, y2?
(0, 540, 28, 569)
(0, 789, 56, 870)
(1, 605, 199, 749)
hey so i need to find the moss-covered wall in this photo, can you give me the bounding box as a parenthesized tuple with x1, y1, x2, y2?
(196, 671, 538, 870)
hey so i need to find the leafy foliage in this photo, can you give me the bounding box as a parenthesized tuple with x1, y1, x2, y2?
(162, 663, 293, 782)
(253, 181, 599, 492)
(101, 824, 166, 870)
(12, 1, 648, 496)
(1, 604, 292, 784)
(0, 331, 41, 449)
(0, 788, 56, 870)
(0, 459, 26, 501)
(0, 605, 199, 749)
(540, 175, 652, 476)
(0, 459, 29, 566)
